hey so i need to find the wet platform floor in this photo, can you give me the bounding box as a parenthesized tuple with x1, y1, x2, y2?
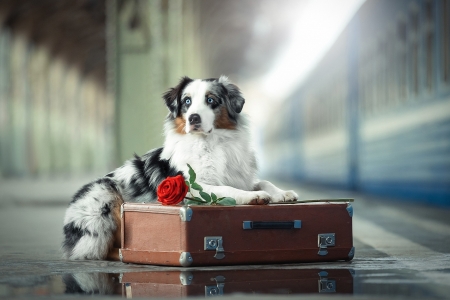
(0, 181, 449, 299)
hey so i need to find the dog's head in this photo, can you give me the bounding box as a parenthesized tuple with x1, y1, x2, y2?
(163, 76, 245, 134)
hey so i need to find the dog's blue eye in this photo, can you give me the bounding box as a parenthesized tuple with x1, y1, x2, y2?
(207, 97, 214, 104)
(185, 99, 191, 105)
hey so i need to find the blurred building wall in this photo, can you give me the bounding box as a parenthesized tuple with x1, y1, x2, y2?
(0, 0, 207, 178)
(0, 29, 113, 177)
(112, 0, 206, 162)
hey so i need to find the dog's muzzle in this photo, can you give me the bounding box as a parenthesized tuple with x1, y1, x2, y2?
(187, 113, 212, 134)
(189, 114, 201, 125)
(188, 114, 202, 131)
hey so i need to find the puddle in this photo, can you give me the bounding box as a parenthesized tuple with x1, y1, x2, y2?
(1, 268, 449, 298)
(119, 269, 352, 297)
(0, 269, 350, 298)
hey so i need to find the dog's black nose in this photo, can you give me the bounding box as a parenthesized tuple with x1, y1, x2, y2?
(188, 114, 201, 125)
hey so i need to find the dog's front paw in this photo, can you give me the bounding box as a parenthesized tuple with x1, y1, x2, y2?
(237, 191, 271, 205)
(271, 190, 299, 203)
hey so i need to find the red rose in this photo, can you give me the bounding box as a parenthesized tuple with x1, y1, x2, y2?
(157, 175, 188, 205)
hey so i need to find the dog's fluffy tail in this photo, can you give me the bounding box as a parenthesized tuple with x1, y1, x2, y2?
(62, 178, 122, 260)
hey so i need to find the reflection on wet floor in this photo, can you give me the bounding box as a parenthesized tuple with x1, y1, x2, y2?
(2, 267, 449, 298)
(119, 269, 352, 297)
(1, 269, 351, 297)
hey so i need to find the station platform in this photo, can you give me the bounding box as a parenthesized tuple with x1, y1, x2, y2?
(0, 178, 449, 299)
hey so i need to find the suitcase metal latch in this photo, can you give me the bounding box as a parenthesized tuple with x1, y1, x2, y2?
(204, 236, 225, 259)
(318, 271, 336, 293)
(205, 275, 225, 296)
(318, 233, 335, 256)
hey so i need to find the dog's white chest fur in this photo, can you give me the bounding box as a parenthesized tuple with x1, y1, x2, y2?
(161, 121, 257, 191)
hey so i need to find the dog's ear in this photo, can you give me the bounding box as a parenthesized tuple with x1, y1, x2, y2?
(163, 76, 193, 118)
(219, 75, 245, 115)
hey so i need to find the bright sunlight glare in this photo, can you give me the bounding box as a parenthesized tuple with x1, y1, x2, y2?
(259, 0, 366, 102)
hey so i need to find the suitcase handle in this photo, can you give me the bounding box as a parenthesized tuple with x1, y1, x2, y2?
(243, 220, 301, 230)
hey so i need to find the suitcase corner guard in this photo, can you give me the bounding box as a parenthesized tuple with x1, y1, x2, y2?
(179, 252, 194, 266)
(179, 271, 194, 285)
(179, 206, 193, 222)
(346, 203, 353, 217)
(347, 246, 355, 260)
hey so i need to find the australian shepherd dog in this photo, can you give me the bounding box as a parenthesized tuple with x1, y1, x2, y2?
(62, 76, 298, 260)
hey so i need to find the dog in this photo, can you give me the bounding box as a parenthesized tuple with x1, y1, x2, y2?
(62, 76, 298, 260)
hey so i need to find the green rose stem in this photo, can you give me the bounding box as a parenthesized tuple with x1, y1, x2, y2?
(184, 196, 207, 203)
(184, 163, 237, 206)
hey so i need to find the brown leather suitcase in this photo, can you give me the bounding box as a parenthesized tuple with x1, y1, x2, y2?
(119, 202, 355, 267)
(119, 202, 354, 266)
(120, 269, 354, 297)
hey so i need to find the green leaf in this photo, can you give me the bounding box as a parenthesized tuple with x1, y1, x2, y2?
(211, 193, 218, 202)
(185, 200, 200, 205)
(191, 182, 203, 191)
(217, 197, 225, 201)
(193, 196, 204, 202)
(187, 164, 196, 184)
(217, 197, 237, 206)
(185, 196, 207, 205)
(199, 191, 211, 202)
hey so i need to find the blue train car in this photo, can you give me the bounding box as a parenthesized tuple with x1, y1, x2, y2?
(263, 0, 450, 206)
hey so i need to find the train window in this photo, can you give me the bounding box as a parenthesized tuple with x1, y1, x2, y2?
(358, 49, 367, 116)
(442, 0, 450, 84)
(387, 29, 396, 106)
(359, 74, 365, 116)
(410, 7, 420, 96)
(377, 38, 386, 112)
(425, 0, 434, 92)
(303, 63, 347, 136)
(361, 47, 370, 117)
(397, 17, 408, 102)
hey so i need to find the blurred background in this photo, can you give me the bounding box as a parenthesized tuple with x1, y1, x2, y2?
(0, 0, 449, 206)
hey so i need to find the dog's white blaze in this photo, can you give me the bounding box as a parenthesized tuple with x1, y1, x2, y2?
(182, 80, 215, 134)
(162, 114, 257, 191)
